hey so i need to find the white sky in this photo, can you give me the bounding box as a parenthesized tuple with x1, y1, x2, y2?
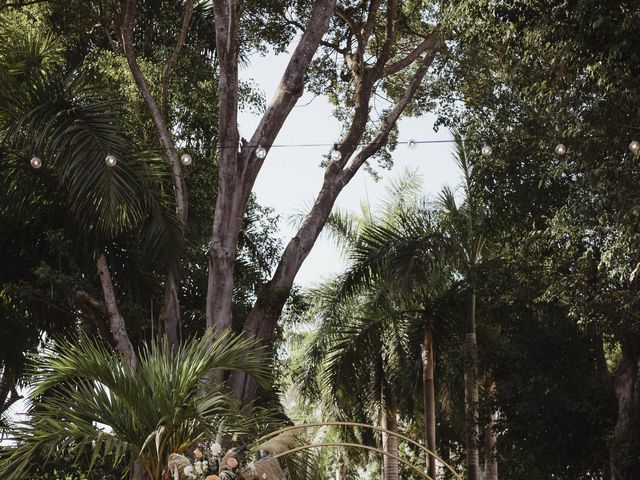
(238, 51, 461, 287)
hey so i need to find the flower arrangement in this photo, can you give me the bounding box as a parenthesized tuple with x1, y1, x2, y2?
(167, 441, 283, 480)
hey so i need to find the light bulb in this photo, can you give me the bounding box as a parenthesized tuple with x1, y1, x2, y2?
(30, 156, 42, 169)
(555, 143, 567, 155)
(105, 154, 117, 167)
(181, 153, 192, 165)
(629, 140, 640, 154)
(330, 149, 342, 161)
(408, 139, 417, 150)
(481, 144, 492, 157)
(256, 146, 267, 159)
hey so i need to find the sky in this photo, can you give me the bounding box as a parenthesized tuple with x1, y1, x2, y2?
(237, 51, 462, 287)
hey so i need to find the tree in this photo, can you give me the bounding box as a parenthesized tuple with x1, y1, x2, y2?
(4, 0, 447, 409)
(436, 1, 640, 476)
(208, 0, 445, 406)
(0, 330, 269, 480)
(434, 134, 487, 480)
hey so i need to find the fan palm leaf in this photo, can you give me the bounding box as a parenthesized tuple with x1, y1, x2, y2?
(0, 330, 271, 479)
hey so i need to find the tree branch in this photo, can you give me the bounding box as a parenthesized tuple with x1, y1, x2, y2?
(161, 0, 194, 117)
(374, 0, 397, 72)
(362, 0, 384, 47)
(74, 290, 117, 348)
(342, 45, 443, 179)
(96, 254, 137, 369)
(120, 0, 187, 222)
(242, 0, 337, 195)
(383, 32, 440, 77)
(285, 17, 347, 54)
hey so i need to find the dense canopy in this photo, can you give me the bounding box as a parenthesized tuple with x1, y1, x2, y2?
(1, 1, 639, 479)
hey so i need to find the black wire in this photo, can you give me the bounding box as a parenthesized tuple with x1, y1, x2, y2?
(19, 139, 461, 154)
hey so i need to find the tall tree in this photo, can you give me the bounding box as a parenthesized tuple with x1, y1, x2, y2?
(207, 0, 444, 404)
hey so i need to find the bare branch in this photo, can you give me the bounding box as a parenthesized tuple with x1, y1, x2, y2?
(362, 0, 384, 47)
(162, 0, 194, 117)
(121, 0, 187, 222)
(242, 0, 337, 193)
(384, 33, 440, 77)
(343, 45, 443, 179)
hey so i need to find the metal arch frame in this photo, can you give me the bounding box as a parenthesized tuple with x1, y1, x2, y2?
(268, 441, 433, 480)
(251, 421, 463, 480)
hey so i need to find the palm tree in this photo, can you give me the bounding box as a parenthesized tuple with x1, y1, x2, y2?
(436, 132, 487, 480)
(0, 19, 185, 373)
(298, 172, 453, 479)
(0, 330, 269, 480)
(302, 285, 412, 480)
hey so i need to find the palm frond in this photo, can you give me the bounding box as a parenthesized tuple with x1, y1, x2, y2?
(0, 330, 271, 479)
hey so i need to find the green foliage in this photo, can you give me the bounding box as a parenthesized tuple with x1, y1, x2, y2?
(0, 330, 270, 480)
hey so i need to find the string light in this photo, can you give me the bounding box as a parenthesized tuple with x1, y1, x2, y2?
(21, 137, 640, 169)
(30, 156, 42, 169)
(555, 143, 567, 155)
(256, 146, 267, 159)
(181, 153, 192, 165)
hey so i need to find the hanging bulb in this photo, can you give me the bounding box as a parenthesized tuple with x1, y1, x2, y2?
(408, 139, 417, 150)
(256, 146, 267, 159)
(105, 154, 117, 167)
(629, 140, 640, 154)
(330, 148, 342, 161)
(481, 144, 492, 157)
(30, 156, 42, 169)
(555, 143, 567, 155)
(181, 153, 192, 165)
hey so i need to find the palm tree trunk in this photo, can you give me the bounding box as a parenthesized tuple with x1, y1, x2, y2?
(381, 393, 400, 480)
(464, 290, 481, 480)
(483, 377, 498, 480)
(421, 321, 437, 479)
(610, 340, 639, 480)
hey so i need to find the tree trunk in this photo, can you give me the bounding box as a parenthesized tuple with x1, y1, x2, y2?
(421, 321, 437, 479)
(206, 0, 337, 337)
(121, 0, 188, 346)
(610, 340, 639, 480)
(228, 47, 442, 405)
(464, 290, 481, 480)
(96, 254, 137, 370)
(158, 270, 180, 346)
(381, 394, 399, 480)
(483, 377, 498, 480)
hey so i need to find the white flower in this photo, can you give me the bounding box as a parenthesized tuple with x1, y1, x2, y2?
(209, 441, 222, 457)
(183, 465, 195, 478)
(202, 460, 208, 469)
(194, 462, 204, 475)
